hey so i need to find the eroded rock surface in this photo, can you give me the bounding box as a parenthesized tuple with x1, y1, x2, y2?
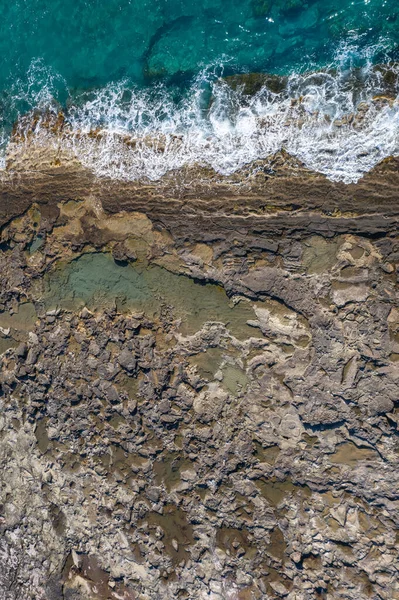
(0, 141, 398, 600)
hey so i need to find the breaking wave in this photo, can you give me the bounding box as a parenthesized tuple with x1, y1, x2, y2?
(3, 42, 399, 183)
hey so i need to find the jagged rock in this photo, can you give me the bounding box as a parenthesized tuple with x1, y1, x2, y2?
(0, 145, 397, 600)
(112, 241, 137, 264)
(118, 348, 137, 372)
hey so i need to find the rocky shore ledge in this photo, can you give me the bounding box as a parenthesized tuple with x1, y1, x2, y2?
(0, 129, 398, 600)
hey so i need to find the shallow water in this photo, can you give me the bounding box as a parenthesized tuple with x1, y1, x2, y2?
(153, 452, 193, 492)
(256, 477, 311, 506)
(221, 364, 249, 395)
(0, 303, 38, 348)
(142, 504, 194, 564)
(42, 252, 261, 339)
(330, 442, 378, 466)
(1, 0, 396, 94)
(1, 0, 399, 182)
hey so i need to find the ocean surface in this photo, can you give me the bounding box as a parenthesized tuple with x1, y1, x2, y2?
(1, 0, 398, 182)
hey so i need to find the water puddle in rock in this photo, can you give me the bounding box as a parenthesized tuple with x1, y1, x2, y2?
(35, 417, 50, 454)
(63, 553, 135, 600)
(302, 236, 341, 274)
(188, 347, 225, 379)
(216, 527, 251, 557)
(221, 364, 248, 395)
(153, 451, 193, 492)
(0, 302, 37, 340)
(253, 442, 280, 464)
(348, 246, 366, 260)
(28, 235, 44, 254)
(256, 477, 311, 506)
(0, 302, 37, 354)
(141, 504, 194, 565)
(41, 252, 262, 339)
(330, 442, 378, 466)
(111, 444, 149, 477)
(0, 336, 18, 354)
(267, 526, 286, 560)
(189, 350, 249, 395)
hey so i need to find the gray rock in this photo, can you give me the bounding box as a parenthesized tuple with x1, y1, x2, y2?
(118, 348, 137, 372)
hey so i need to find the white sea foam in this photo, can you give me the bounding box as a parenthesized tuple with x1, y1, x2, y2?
(2, 47, 399, 183)
(65, 66, 399, 184)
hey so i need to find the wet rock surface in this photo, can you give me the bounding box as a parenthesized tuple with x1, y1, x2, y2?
(0, 149, 398, 599)
(2, 112, 399, 244)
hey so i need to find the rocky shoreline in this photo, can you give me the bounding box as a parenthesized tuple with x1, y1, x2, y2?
(0, 133, 398, 599)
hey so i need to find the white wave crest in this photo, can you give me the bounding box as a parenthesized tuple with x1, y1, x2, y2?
(3, 47, 399, 183)
(63, 64, 399, 184)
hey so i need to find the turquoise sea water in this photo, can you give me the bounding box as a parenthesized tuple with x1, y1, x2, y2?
(1, 0, 399, 181)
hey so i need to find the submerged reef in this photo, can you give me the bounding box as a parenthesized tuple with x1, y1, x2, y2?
(0, 113, 398, 599)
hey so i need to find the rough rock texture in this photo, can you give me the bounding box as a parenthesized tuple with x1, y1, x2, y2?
(2, 114, 399, 244)
(0, 133, 398, 600)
